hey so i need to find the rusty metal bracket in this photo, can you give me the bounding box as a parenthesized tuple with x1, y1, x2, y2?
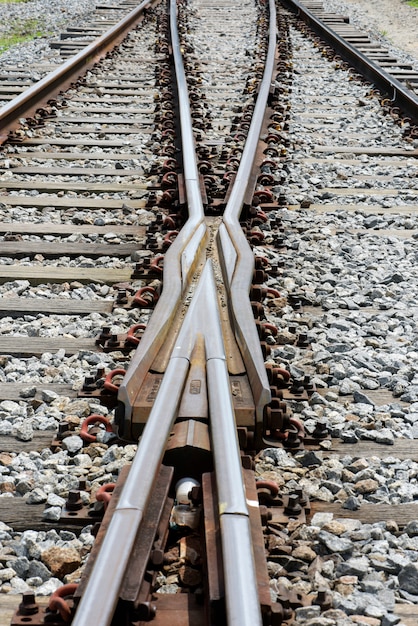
(11, 594, 57, 626)
(131, 255, 165, 279)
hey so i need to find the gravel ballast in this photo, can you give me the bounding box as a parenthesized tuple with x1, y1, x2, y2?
(0, 1, 418, 625)
(255, 8, 418, 625)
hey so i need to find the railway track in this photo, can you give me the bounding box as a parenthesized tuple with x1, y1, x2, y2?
(0, 0, 142, 114)
(0, 0, 418, 625)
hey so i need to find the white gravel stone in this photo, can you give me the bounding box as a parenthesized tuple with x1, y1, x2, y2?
(42, 507, 63, 522)
(61, 435, 84, 454)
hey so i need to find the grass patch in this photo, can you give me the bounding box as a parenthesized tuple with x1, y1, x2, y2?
(0, 18, 48, 53)
(407, 0, 418, 7)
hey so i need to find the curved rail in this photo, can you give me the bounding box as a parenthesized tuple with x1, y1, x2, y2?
(71, 0, 278, 623)
(71, 3, 207, 621)
(116, 0, 207, 427)
(221, 0, 277, 443)
(0, 0, 157, 142)
(280, 0, 418, 123)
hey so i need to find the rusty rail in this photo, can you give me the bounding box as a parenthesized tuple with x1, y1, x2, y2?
(0, 0, 157, 143)
(280, 0, 418, 123)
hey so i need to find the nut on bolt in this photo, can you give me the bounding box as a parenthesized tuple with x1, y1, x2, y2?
(18, 592, 39, 616)
(293, 488, 308, 508)
(312, 420, 329, 439)
(96, 326, 112, 346)
(259, 505, 272, 526)
(283, 429, 302, 449)
(135, 602, 157, 621)
(150, 548, 164, 567)
(66, 490, 83, 512)
(284, 493, 302, 516)
(313, 587, 332, 611)
(270, 602, 284, 626)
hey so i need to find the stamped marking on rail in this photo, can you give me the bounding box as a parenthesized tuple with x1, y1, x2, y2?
(146, 377, 162, 402)
(190, 379, 201, 394)
(231, 379, 243, 402)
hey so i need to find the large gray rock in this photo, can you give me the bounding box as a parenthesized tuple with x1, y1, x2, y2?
(318, 531, 353, 555)
(398, 563, 418, 594)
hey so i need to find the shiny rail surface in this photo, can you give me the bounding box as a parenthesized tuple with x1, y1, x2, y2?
(70, 0, 276, 624)
(280, 0, 418, 124)
(3, 1, 418, 625)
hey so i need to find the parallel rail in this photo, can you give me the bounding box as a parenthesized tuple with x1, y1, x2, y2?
(0, 0, 156, 142)
(280, 0, 418, 125)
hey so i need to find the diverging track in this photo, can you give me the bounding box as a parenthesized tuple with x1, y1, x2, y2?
(72, 0, 278, 623)
(2, 0, 283, 624)
(2, 1, 418, 626)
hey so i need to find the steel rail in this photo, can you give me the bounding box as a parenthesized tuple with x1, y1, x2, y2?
(0, 0, 158, 143)
(118, 0, 277, 442)
(72, 0, 278, 621)
(72, 259, 262, 626)
(70, 0, 210, 623)
(116, 0, 207, 434)
(280, 0, 418, 124)
(219, 0, 277, 443)
(57, 0, 209, 626)
(206, 303, 263, 626)
(70, 308, 192, 626)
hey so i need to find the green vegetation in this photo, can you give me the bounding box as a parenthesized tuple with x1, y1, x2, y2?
(0, 0, 29, 3)
(406, 0, 418, 7)
(0, 18, 48, 53)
